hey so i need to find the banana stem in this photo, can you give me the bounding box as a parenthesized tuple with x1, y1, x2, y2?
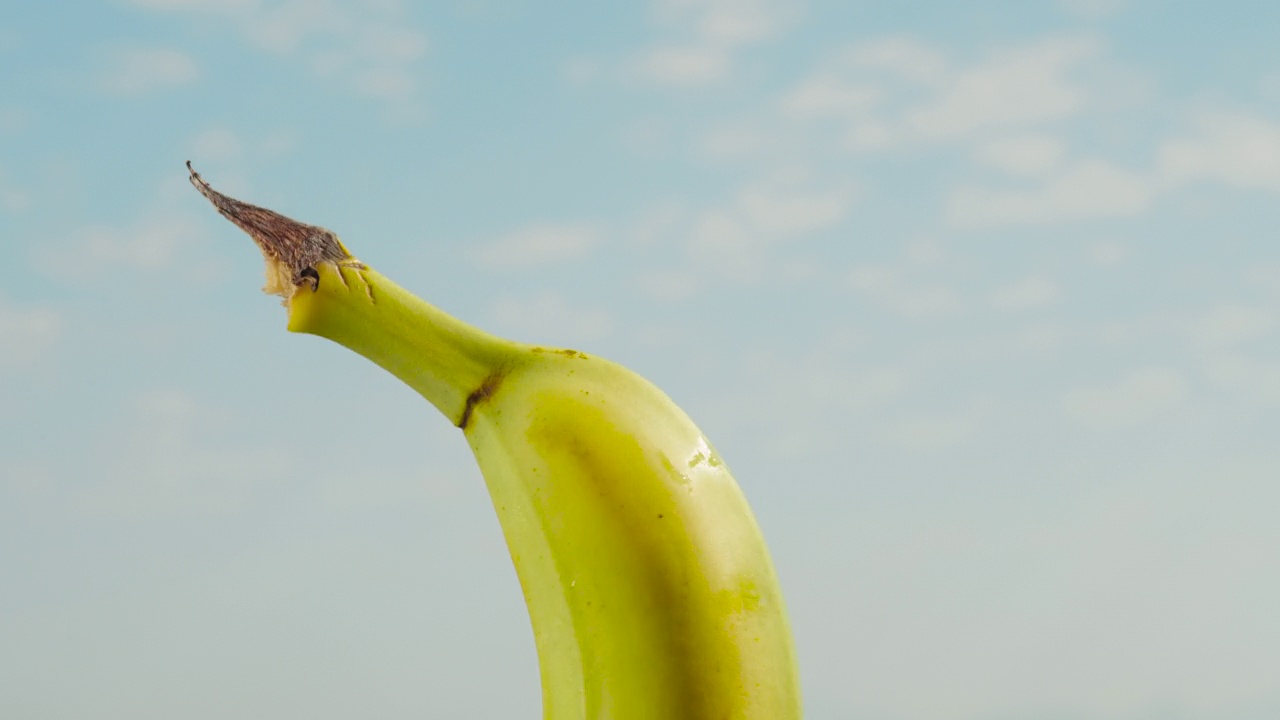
(188, 162, 512, 426)
(289, 264, 513, 427)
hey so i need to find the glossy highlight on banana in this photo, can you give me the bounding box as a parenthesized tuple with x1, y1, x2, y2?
(189, 162, 802, 719)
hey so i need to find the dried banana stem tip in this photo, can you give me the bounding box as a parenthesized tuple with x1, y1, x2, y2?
(187, 161, 362, 297)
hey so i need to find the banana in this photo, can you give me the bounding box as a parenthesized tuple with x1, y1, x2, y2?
(189, 163, 802, 719)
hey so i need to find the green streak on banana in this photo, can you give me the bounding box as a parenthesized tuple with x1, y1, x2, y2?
(189, 163, 802, 719)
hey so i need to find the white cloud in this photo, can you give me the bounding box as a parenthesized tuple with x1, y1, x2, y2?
(1059, 0, 1128, 19)
(621, 116, 674, 155)
(762, 34, 1113, 167)
(1062, 367, 1188, 429)
(490, 291, 612, 343)
(1091, 240, 1130, 266)
(776, 360, 909, 414)
(38, 213, 204, 279)
(724, 341, 911, 457)
(780, 76, 880, 119)
(842, 121, 894, 152)
(312, 22, 428, 103)
(473, 222, 597, 269)
(628, 202, 687, 249)
(244, 0, 345, 52)
(906, 239, 945, 264)
(688, 210, 760, 281)
(317, 458, 457, 509)
(690, 0, 783, 45)
(685, 173, 856, 282)
(189, 127, 245, 163)
(698, 124, 771, 158)
(562, 57, 604, 86)
(78, 389, 295, 516)
(974, 134, 1066, 176)
(1262, 72, 1280, 104)
(0, 166, 30, 211)
(989, 275, 1059, 311)
(1017, 322, 1069, 354)
(100, 46, 199, 95)
(1205, 355, 1280, 404)
(130, 0, 255, 10)
(846, 36, 947, 85)
(188, 126, 297, 167)
(2, 459, 55, 495)
(0, 296, 60, 367)
(881, 411, 978, 451)
(1244, 264, 1280, 295)
(737, 180, 855, 237)
(1182, 304, 1272, 351)
(849, 265, 962, 318)
(637, 46, 730, 85)
(635, 269, 699, 302)
(761, 37, 941, 155)
(636, 0, 797, 86)
(947, 158, 1152, 228)
(908, 36, 1099, 138)
(0, 106, 27, 134)
(652, 0, 791, 45)
(1158, 111, 1280, 193)
(128, 0, 428, 110)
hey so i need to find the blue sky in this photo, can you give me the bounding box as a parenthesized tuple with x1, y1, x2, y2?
(5, 1, 1280, 718)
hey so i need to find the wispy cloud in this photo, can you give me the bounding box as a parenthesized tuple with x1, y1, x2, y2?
(0, 165, 31, 211)
(0, 296, 60, 367)
(36, 212, 205, 280)
(973, 134, 1067, 177)
(1062, 366, 1189, 429)
(780, 76, 881, 120)
(1059, 0, 1129, 19)
(988, 275, 1060, 311)
(685, 171, 856, 283)
(908, 36, 1100, 138)
(848, 35, 948, 84)
(1158, 111, 1280, 194)
(1205, 355, 1280, 405)
(490, 290, 613, 344)
(737, 178, 854, 237)
(127, 0, 428, 112)
(770, 34, 1101, 152)
(99, 46, 199, 95)
(189, 127, 245, 163)
(880, 407, 983, 451)
(947, 158, 1152, 228)
(0, 106, 26, 135)
(634, 268, 699, 302)
(130, 0, 257, 10)
(637, 46, 730, 86)
(849, 265, 962, 318)
(473, 222, 598, 269)
(634, 0, 799, 86)
(77, 389, 295, 517)
(719, 333, 911, 457)
(188, 125, 297, 166)
(946, 108, 1280, 229)
(1181, 303, 1273, 352)
(719, 32, 1124, 167)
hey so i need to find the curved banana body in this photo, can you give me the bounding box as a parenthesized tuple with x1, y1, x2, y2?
(190, 167, 801, 719)
(465, 347, 800, 719)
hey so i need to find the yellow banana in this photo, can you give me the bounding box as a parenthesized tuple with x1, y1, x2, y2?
(189, 163, 802, 719)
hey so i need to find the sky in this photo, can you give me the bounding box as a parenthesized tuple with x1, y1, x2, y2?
(3, 0, 1280, 718)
